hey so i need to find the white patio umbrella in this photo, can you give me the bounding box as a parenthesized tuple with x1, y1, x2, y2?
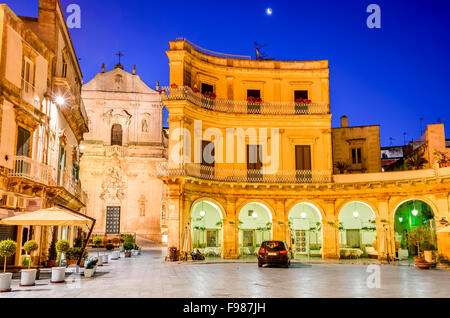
(181, 223, 193, 260)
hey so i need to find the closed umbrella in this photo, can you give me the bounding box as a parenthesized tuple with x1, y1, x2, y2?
(182, 223, 193, 261)
(378, 227, 386, 259)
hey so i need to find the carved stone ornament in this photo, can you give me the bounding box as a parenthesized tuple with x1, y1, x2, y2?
(103, 109, 133, 127)
(100, 165, 126, 203)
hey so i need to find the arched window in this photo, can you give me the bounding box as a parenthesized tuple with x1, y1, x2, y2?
(111, 124, 123, 146)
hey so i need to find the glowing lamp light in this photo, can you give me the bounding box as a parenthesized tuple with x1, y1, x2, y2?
(411, 209, 418, 217)
(252, 212, 258, 219)
(301, 212, 307, 219)
(399, 217, 403, 223)
(199, 210, 206, 217)
(55, 96, 65, 105)
(353, 211, 359, 218)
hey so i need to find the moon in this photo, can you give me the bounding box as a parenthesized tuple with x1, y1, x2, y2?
(266, 8, 273, 16)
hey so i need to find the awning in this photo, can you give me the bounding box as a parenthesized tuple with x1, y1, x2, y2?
(0, 207, 93, 227)
(438, 226, 450, 233)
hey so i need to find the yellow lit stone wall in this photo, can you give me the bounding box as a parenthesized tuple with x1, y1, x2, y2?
(161, 39, 450, 260)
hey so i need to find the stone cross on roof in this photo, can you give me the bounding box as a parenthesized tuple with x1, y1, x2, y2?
(115, 51, 124, 69)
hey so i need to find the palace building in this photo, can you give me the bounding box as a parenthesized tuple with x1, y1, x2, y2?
(0, 1, 88, 266)
(159, 39, 450, 260)
(80, 63, 168, 242)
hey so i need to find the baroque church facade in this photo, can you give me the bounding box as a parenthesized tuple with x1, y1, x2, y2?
(80, 63, 168, 242)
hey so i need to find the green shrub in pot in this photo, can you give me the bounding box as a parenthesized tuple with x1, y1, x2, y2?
(23, 240, 39, 269)
(55, 240, 70, 266)
(0, 240, 17, 272)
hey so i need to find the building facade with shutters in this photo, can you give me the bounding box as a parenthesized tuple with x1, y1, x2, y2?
(0, 1, 88, 267)
(159, 39, 450, 260)
(80, 63, 168, 242)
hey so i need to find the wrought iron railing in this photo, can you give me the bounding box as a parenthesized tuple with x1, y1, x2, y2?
(160, 86, 330, 115)
(157, 162, 332, 183)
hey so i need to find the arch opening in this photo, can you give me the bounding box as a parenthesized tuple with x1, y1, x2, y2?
(190, 200, 223, 258)
(394, 199, 437, 259)
(111, 124, 123, 146)
(288, 203, 323, 259)
(338, 201, 377, 259)
(238, 202, 272, 257)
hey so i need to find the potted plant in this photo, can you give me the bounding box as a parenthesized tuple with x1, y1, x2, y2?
(407, 227, 433, 269)
(203, 91, 216, 100)
(123, 241, 134, 257)
(92, 236, 104, 266)
(247, 96, 262, 104)
(66, 247, 88, 266)
(294, 98, 312, 104)
(47, 237, 57, 267)
(84, 259, 98, 278)
(0, 239, 17, 292)
(52, 240, 69, 283)
(21, 240, 39, 287)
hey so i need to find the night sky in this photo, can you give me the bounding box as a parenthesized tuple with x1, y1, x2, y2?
(5, 0, 450, 146)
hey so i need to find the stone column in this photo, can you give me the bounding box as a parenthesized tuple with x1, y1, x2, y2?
(223, 198, 238, 259)
(167, 183, 183, 250)
(273, 199, 286, 241)
(433, 193, 450, 254)
(376, 198, 392, 260)
(322, 200, 339, 259)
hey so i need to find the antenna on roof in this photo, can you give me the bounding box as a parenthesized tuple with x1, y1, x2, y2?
(389, 137, 395, 146)
(254, 42, 268, 60)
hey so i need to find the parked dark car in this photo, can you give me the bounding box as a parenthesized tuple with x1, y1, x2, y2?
(258, 241, 291, 268)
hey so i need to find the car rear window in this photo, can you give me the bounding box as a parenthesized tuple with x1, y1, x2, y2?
(261, 241, 284, 250)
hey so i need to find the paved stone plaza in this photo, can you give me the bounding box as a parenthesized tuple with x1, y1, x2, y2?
(1, 248, 449, 298)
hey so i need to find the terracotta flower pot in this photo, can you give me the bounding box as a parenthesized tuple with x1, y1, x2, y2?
(125, 251, 132, 257)
(66, 260, 78, 266)
(416, 262, 432, 270)
(47, 260, 56, 268)
(414, 256, 425, 263)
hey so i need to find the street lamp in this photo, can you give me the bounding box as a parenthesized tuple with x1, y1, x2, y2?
(399, 217, 403, 223)
(55, 96, 65, 105)
(411, 200, 418, 216)
(301, 212, 307, 219)
(199, 201, 206, 218)
(252, 211, 257, 219)
(352, 203, 359, 218)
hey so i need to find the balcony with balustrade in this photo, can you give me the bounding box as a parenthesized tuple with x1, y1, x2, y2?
(160, 86, 330, 116)
(157, 162, 332, 184)
(8, 156, 88, 208)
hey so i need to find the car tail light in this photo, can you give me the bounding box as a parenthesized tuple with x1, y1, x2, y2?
(280, 250, 287, 255)
(258, 249, 265, 254)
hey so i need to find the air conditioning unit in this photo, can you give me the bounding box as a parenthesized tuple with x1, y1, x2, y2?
(17, 196, 27, 209)
(4, 194, 17, 209)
